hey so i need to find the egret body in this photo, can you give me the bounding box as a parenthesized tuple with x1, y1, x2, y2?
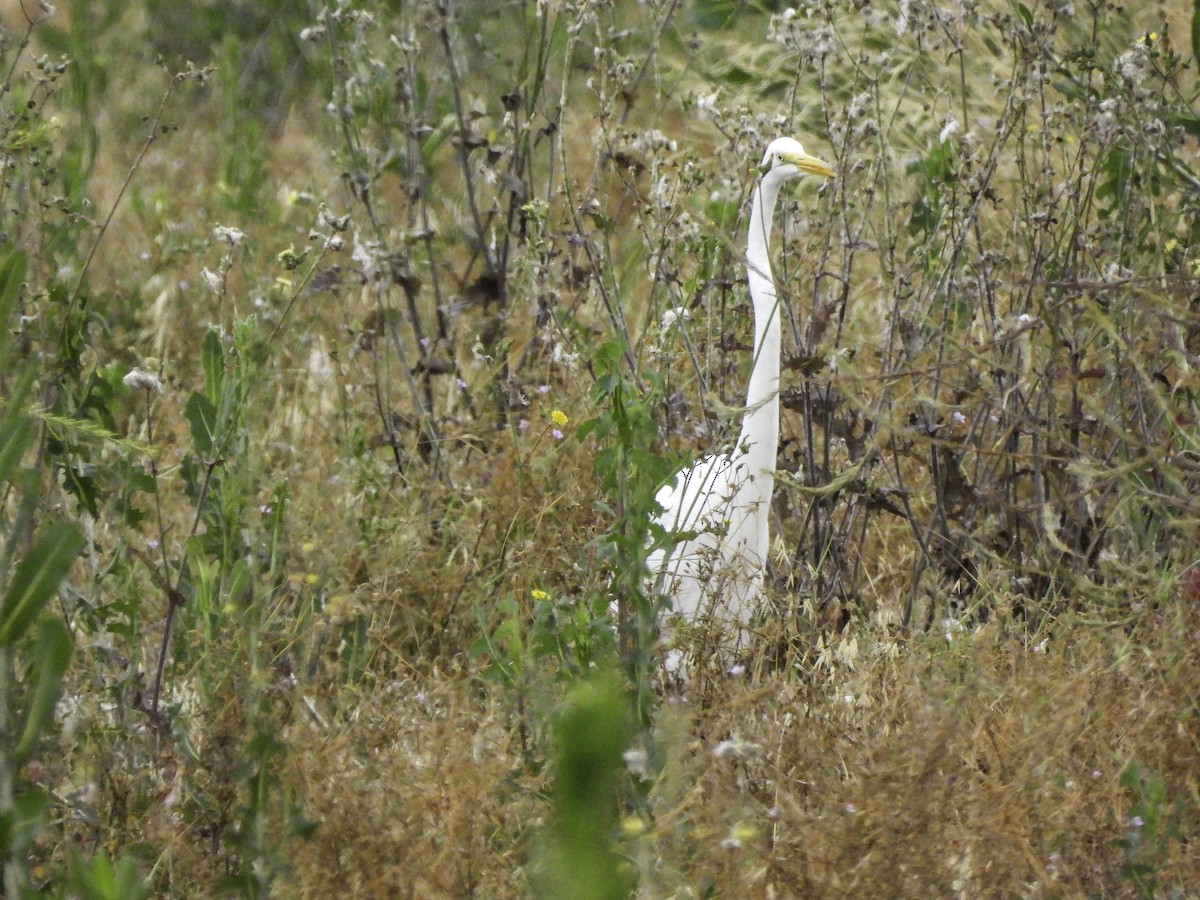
(648, 137, 835, 665)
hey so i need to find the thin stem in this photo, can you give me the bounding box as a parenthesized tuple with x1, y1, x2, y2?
(60, 69, 189, 339)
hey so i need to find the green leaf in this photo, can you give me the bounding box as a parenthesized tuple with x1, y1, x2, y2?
(0, 249, 26, 361)
(535, 673, 633, 900)
(184, 391, 219, 456)
(12, 616, 72, 765)
(201, 328, 224, 404)
(1193, 0, 1200, 70)
(0, 788, 51, 858)
(0, 521, 85, 646)
(68, 850, 148, 900)
(1170, 111, 1200, 139)
(0, 415, 33, 486)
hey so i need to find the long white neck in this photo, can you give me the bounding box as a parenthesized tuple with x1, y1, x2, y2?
(739, 172, 785, 496)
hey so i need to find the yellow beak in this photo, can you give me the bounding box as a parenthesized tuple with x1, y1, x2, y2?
(780, 150, 836, 180)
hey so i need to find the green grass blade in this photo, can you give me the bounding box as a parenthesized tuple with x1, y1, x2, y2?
(1193, 0, 1200, 69)
(0, 522, 85, 646)
(0, 416, 33, 487)
(12, 616, 72, 765)
(0, 249, 26, 362)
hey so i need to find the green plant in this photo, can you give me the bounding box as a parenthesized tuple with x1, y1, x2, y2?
(579, 339, 678, 714)
(65, 850, 148, 900)
(533, 672, 634, 900)
(1117, 760, 1184, 896)
(0, 300, 83, 899)
(0, 252, 85, 893)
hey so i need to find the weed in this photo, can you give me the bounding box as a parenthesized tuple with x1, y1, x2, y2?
(1117, 760, 1185, 896)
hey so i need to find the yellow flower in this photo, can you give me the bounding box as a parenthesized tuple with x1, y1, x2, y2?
(620, 815, 648, 837)
(531, 589, 549, 601)
(550, 409, 568, 427)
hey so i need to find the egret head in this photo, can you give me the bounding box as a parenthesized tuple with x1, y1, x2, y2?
(760, 137, 835, 181)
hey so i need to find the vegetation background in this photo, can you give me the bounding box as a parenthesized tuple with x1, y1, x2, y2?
(0, 0, 1198, 895)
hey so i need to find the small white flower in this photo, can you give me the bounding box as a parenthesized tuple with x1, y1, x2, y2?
(1102, 262, 1131, 282)
(212, 225, 245, 245)
(551, 343, 579, 365)
(123, 367, 163, 393)
(695, 91, 719, 118)
(720, 822, 757, 849)
(352, 233, 383, 281)
(659, 307, 691, 330)
(623, 748, 648, 777)
(713, 734, 757, 759)
(939, 118, 960, 144)
(201, 267, 222, 294)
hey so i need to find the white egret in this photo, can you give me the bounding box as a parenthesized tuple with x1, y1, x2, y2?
(648, 137, 835, 667)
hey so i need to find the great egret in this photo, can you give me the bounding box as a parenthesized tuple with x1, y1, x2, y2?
(648, 137, 835, 666)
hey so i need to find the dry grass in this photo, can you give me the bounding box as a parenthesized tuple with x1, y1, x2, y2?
(264, 590, 1200, 896)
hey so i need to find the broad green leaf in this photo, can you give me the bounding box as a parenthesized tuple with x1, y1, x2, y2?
(0, 521, 85, 646)
(184, 391, 219, 456)
(12, 616, 72, 765)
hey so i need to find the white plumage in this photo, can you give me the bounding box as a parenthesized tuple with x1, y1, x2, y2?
(648, 137, 835, 666)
